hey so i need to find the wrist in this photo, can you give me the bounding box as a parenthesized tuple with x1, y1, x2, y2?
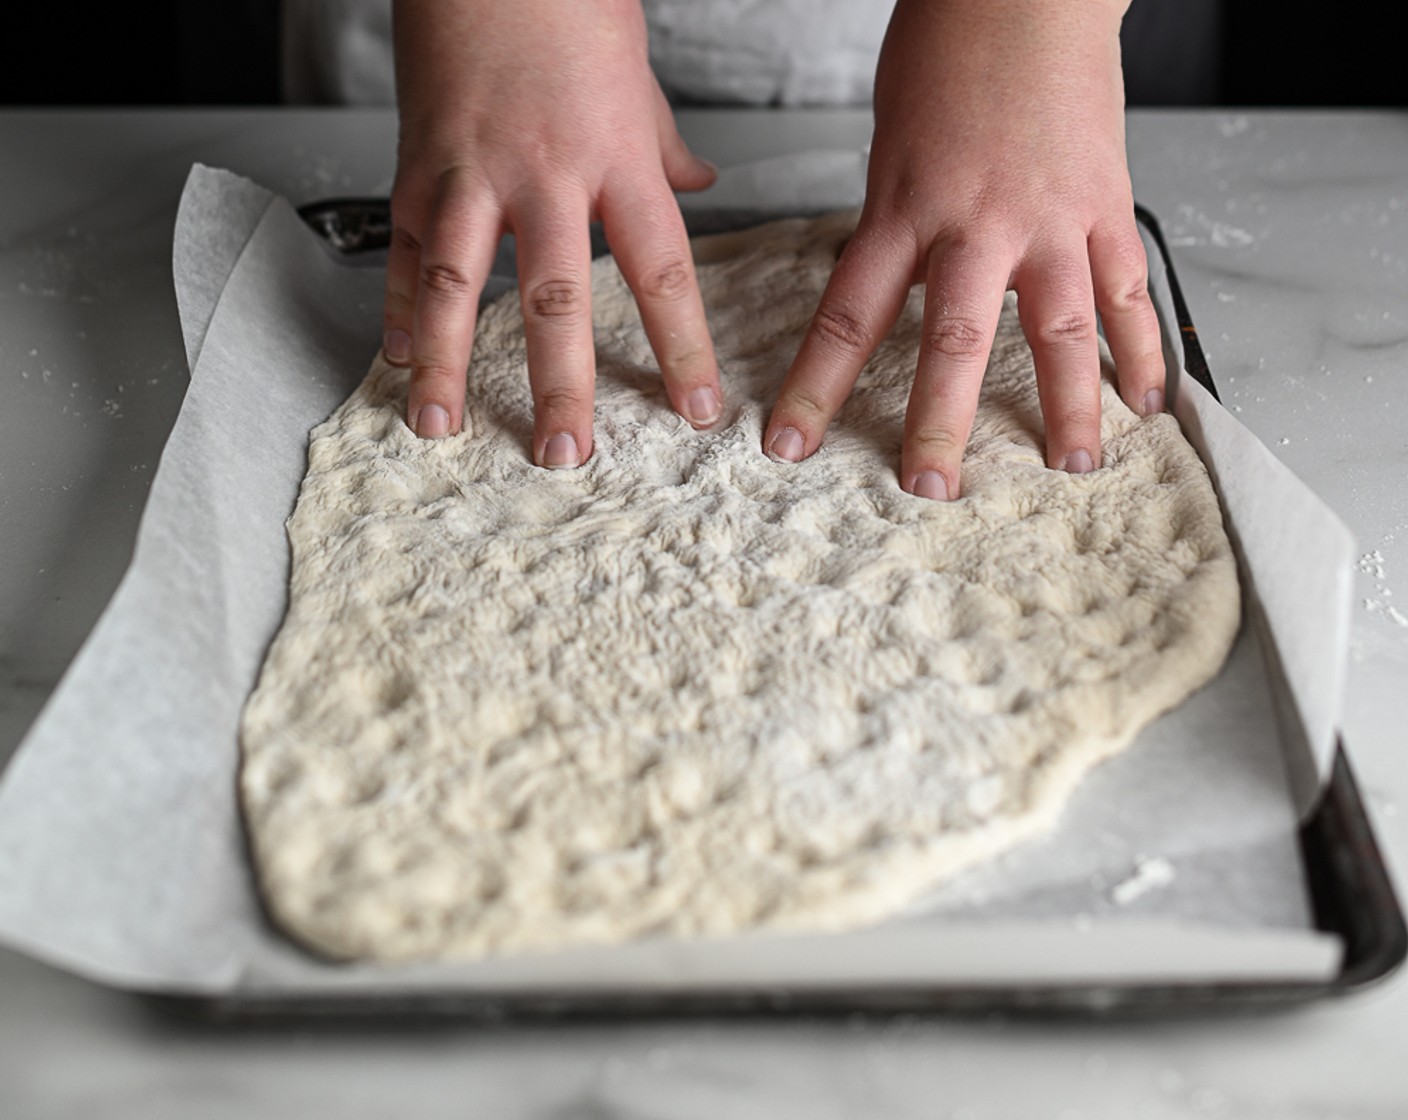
(895, 0, 1129, 40)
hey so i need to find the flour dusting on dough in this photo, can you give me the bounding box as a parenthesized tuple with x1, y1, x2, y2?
(239, 212, 1239, 962)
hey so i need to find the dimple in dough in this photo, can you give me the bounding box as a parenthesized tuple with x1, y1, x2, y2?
(239, 211, 1240, 962)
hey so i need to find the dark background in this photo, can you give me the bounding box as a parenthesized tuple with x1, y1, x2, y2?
(2, 1, 1404, 108)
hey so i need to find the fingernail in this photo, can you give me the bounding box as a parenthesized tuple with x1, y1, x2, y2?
(685, 386, 721, 426)
(1142, 388, 1165, 416)
(768, 427, 805, 463)
(542, 432, 580, 469)
(912, 470, 950, 501)
(415, 404, 450, 440)
(384, 328, 412, 365)
(1063, 448, 1094, 475)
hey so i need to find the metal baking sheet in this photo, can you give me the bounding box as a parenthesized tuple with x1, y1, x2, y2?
(0, 160, 1365, 1004)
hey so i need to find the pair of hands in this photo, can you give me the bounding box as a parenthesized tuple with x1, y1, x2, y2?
(383, 0, 1165, 499)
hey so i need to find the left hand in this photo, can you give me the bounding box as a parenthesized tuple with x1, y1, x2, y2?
(763, 0, 1165, 500)
(384, 0, 721, 467)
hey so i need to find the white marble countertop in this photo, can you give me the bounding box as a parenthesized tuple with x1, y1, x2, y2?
(1, 108, 1406, 1118)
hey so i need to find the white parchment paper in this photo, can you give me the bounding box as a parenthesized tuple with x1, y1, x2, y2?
(0, 163, 1352, 996)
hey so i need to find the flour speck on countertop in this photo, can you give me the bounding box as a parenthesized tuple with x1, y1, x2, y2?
(1109, 856, 1176, 906)
(1359, 549, 1407, 627)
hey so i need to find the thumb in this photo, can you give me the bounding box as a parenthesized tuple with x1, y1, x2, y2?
(654, 83, 717, 193)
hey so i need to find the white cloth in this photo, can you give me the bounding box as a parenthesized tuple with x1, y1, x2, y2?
(282, 0, 396, 105)
(280, 0, 891, 106)
(643, 0, 892, 105)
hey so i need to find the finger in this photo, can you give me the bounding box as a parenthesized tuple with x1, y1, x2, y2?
(900, 244, 1010, 501)
(764, 222, 915, 462)
(653, 81, 717, 193)
(409, 170, 500, 440)
(382, 179, 426, 367)
(600, 177, 721, 428)
(1014, 249, 1103, 473)
(1089, 220, 1166, 417)
(512, 195, 596, 469)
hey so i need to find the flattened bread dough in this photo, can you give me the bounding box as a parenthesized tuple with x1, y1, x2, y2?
(240, 212, 1239, 962)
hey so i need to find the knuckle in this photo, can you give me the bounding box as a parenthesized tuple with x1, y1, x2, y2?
(510, 137, 566, 179)
(1102, 276, 1151, 315)
(1122, 368, 1166, 405)
(412, 361, 464, 388)
(1035, 312, 1098, 347)
(389, 180, 425, 223)
(811, 305, 870, 353)
(923, 316, 989, 360)
(1122, 342, 1166, 374)
(638, 257, 694, 302)
(909, 425, 965, 459)
(383, 288, 415, 317)
(420, 262, 474, 298)
(534, 385, 590, 416)
(1137, 346, 1167, 372)
(1051, 404, 1101, 433)
(660, 343, 711, 377)
(1099, 226, 1149, 268)
(780, 384, 831, 421)
(391, 226, 422, 256)
(1093, 226, 1153, 309)
(526, 277, 588, 322)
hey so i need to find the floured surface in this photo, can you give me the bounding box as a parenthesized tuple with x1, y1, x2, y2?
(239, 211, 1240, 963)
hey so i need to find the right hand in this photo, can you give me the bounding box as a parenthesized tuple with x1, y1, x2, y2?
(764, 0, 1162, 500)
(385, 0, 722, 467)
